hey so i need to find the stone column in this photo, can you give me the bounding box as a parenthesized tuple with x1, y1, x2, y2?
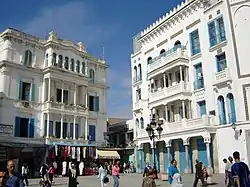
(188, 100, 192, 119)
(61, 81, 64, 103)
(46, 113, 50, 138)
(60, 114, 64, 139)
(48, 78, 51, 101)
(184, 141, 191, 173)
(182, 100, 186, 119)
(185, 67, 189, 82)
(180, 66, 183, 81)
(73, 115, 76, 140)
(74, 84, 77, 105)
(85, 118, 88, 140)
(165, 105, 169, 122)
(167, 146, 171, 166)
(42, 79, 46, 102)
(163, 73, 166, 88)
(205, 138, 213, 184)
(159, 142, 164, 173)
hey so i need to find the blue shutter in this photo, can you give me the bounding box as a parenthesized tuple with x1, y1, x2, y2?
(95, 96, 99, 112)
(208, 21, 217, 47)
(15, 117, 21, 137)
(18, 81, 23, 100)
(199, 101, 207, 117)
(163, 146, 168, 172)
(31, 84, 35, 101)
(29, 118, 35, 138)
(49, 121, 53, 137)
(76, 124, 79, 139)
(217, 17, 226, 42)
(70, 123, 73, 138)
(44, 120, 47, 137)
(89, 125, 96, 141)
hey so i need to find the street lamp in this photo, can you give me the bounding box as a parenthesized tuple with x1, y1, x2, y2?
(145, 109, 163, 178)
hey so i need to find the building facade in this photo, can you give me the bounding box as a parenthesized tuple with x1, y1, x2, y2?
(0, 28, 108, 173)
(131, 0, 250, 174)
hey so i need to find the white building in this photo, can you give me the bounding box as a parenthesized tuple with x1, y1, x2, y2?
(0, 28, 108, 172)
(131, 0, 250, 174)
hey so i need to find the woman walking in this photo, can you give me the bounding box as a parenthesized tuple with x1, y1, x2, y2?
(98, 163, 108, 187)
(48, 164, 55, 185)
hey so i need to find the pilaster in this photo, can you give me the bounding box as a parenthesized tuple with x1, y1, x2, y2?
(159, 141, 164, 173)
(174, 141, 180, 172)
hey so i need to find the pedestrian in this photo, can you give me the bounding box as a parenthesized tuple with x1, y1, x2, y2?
(21, 163, 29, 186)
(200, 162, 208, 185)
(192, 159, 205, 187)
(62, 160, 67, 177)
(143, 162, 151, 177)
(0, 171, 6, 187)
(223, 157, 233, 187)
(112, 161, 120, 187)
(171, 173, 184, 187)
(98, 162, 108, 187)
(168, 159, 179, 185)
(141, 169, 156, 187)
(6, 160, 24, 187)
(231, 151, 250, 187)
(79, 160, 84, 176)
(48, 164, 55, 185)
(68, 163, 78, 187)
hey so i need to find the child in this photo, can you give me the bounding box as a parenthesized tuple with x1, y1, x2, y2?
(171, 173, 184, 187)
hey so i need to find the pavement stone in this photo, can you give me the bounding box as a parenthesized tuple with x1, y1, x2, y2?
(25, 173, 225, 187)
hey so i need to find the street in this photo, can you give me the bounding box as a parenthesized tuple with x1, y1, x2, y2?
(26, 173, 225, 187)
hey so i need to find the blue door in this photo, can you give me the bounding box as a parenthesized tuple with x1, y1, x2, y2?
(155, 145, 160, 172)
(170, 142, 175, 160)
(141, 150, 145, 170)
(179, 141, 186, 173)
(163, 146, 169, 172)
(197, 138, 208, 167)
(188, 145, 193, 173)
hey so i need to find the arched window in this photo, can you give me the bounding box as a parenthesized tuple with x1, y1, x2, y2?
(76, 60, 80, 73)
(227, 93, 236, 123)
(81, 62, 85, 74)
(58, 55, 63, 68)
(70, 58, 75, 71)
(89, 68, 95, 82)
(134, 66, 137, 78)
(160, 49, 166, 57)
(174, 40, 181, 47)
(217, 95, 226, 125)
(140, 117, 144, 129)
(135, 119, 139, 127)
(45, 53, 48, 67)
(52, 53, 57, 66)
(24, 50, 32, 66)
(138, 64, 142, 81)
(64, 57, 69, 70)
(147, 57, 153, 64)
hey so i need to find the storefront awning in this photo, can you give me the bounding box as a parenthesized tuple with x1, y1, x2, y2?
(96, 150, 120, 159)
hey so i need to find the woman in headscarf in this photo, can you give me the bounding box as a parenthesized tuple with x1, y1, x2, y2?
(68, 163, 78, 187)
(141, 169, 156, 187)
(171, 173, 184, 187)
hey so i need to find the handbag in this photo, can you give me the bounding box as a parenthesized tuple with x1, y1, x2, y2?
(103, 176, 109, 183)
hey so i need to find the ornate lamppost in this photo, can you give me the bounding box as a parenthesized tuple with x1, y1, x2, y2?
(145, 109, 163, 178)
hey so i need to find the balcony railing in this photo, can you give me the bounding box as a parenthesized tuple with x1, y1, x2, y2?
(149, 81, 190, 103)
(194, 79, 204, 90)
(213, 68, 232, 86)
(133, 75, 142, 84)
(148, 45, 188, 73)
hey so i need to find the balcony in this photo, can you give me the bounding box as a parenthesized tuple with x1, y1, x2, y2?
(148, 45, 189, 74)
(42, 101, 87, 116)
(136, 115, 216, 138)
(13, 100, 40, 110)
(133, 75, 142, 85)
(133, 100, 143, 112)
(149, 81, 191, 104)
(213, 68, 232, 87)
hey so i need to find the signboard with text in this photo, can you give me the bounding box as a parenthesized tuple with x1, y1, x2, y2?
(0, 124, 13, 136)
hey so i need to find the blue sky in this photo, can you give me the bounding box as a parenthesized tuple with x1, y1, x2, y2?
(0, 0, 183, 118)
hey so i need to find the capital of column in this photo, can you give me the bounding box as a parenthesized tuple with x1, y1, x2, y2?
(204, 137, 211, 144)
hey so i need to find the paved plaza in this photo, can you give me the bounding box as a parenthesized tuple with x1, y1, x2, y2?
(26, 173, 225, 187)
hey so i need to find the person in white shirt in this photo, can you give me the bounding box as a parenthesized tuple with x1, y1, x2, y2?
(21, 163, 29, 186)
(53, 161, 57, 176)
(62, 161, 67, 177)
(79, 161, 84, 176)
(223, 157, 233, 187)
(98, 163, 108, 187)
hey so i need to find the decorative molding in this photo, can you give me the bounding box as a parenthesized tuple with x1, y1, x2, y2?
(170, 29, 183, 40)
(186, 19, 201, 30)
(144, 47, 154, 55)
(156, 38, 168, 48)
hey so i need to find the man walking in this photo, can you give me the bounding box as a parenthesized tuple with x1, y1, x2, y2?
(21, 163, 29, 186)
(231, 151, 250, 187)
(193, 159, 205, 187)
(6, 160, 24, 187)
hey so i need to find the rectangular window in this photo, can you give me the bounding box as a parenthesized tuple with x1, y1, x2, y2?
(15, 117, 35, 138)
(21, 82, 31, 101)
(89, 125, 96, 142)
(56, 89, 69, 103)
(136, 88, 141, 101)
(88, 96, 99, 112)
(198, 101, 207, 117)
(194, 63, 204, 90)
(216, 53, 227, 72)
(208, 16, 226, 47)
(190, 29, 201, 56)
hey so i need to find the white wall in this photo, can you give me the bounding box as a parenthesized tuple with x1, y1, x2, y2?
(216, 123, 250, 173)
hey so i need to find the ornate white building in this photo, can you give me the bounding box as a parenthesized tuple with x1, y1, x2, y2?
(131, 0, 250, 174)
(0, 28, 108, 168)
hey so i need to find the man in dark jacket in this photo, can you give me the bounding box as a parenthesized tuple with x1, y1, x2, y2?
(143, 162, 151, 177)
(6, 160, 24, 187)
(193, 159, 205, 187)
